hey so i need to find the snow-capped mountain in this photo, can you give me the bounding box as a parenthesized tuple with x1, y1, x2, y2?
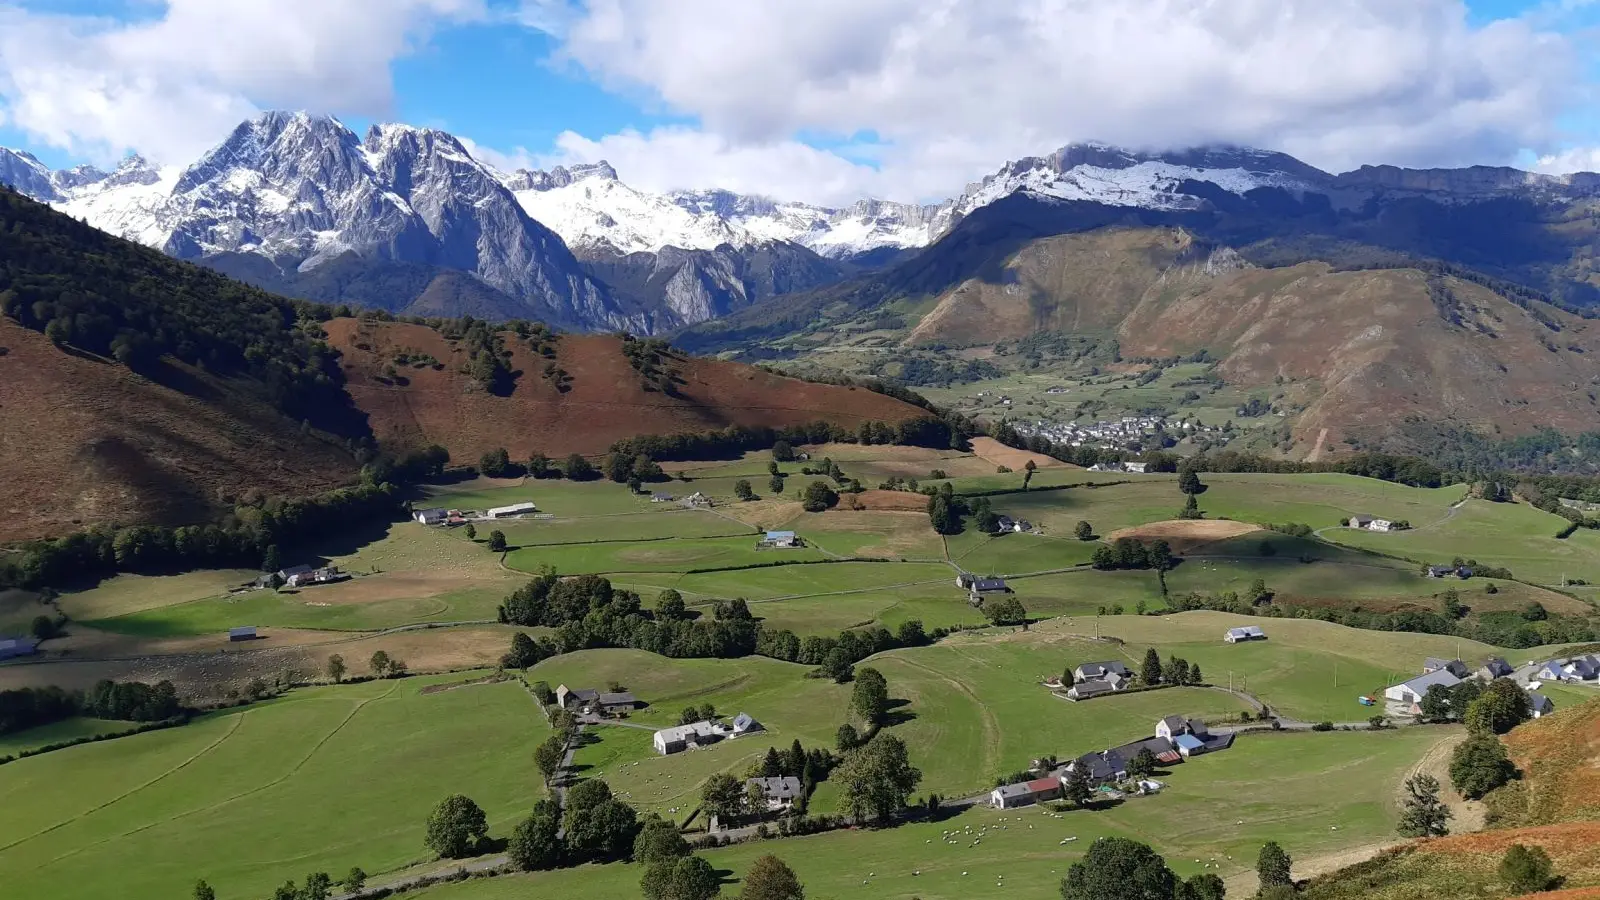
(504, 161, 944, 261)
(3, 112, 637, 331)
(14, 111, 1600, 332)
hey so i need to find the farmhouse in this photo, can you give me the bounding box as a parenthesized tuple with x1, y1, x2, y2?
(1123, 462, 1149, 474)
(1384, 668, 1462, 705)
(1067, 716, 1233, 784)
(1478, 657, 1515, 680)
(286, 566, 343, 588)
(729, 712, 763, 736)
(0, 636, 39, 660)
(413, 507, 449, 525)
(653, 721, 721, 755)
(757, 530, 801, 549)
(990, 776, 1063, 809)
(747, 776, 803, 810)
(228, 626, 257, 642)
(1562, 655, 1600, 680)
(487, 502, 538, 519)
(1349, 514, 1373, 528)
(594, 692, 639, 715)
(1223, 625, 1266, 643)
(1423, 658, 1471, 678)
(1074, 661, 1132, 682)
(555, 684, 600, 709)
(1528, 690, 1554, 719)
(683, 491, 711, 508)
(1534, 660, 1569, 683)
(1067, 679, 1118, 700)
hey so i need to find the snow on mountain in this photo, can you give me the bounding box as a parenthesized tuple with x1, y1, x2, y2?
(949, 143, 1327, 221)
(0, 147, 60, 201)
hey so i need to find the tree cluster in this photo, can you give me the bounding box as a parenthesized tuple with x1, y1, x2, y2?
(835, 733, 922, 825)
(1091, 538, 1172, 572)
(0, 679, 183, 735)
(1060, 837, 1226, 900)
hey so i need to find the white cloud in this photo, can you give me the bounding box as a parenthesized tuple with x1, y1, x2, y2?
(531, 0, 1589, 202)
(1533, 146, 1600, 174)
(0, 0, 487, 165)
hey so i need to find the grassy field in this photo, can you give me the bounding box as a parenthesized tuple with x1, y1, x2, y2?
(506, 535, 831, 575)
(405, 727, 1448, 900)
(1326, 499, 1600, 586)
(0, 672, 547, 900)
(0, 718, 138, 756)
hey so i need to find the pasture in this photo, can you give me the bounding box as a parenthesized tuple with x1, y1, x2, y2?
(0, 718, 136, 756)
(406, 727, 1448, 900)
(1326, 498, 1600, 586)
(0, 672, 547, 900)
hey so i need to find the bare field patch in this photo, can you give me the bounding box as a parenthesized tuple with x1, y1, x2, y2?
(0, 625, 531, 700)
(846, 490, 930, 512)
(968, 436, 1072, 471)
(1108, 518, 1262, 552)
(804, 510, 943, 559)
(299, 571, 516, 607)
(718, 499, 805, 529)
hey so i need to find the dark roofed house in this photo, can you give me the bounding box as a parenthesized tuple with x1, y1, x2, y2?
(596, 692, 639, 715)
(1074, 661, 1131, 682)
(1423, 658, 1471, 678)
(1479, 657, 1514, 680)
(0, 636, 40, 660)
(747, 776, 804, 809)
(651, 492, 675, 503)
(1067, 679, 1116, 701)
(971, 577, 1008, 593)
(1528, 691, 1554, 718)
(1350, 514, 1375, 528)
(556, 684, 601, 709)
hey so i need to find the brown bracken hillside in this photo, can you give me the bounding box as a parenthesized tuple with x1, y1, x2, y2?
(326, 318, 927, 461)
(0, 318, 353, 543)
(905, 227, 1600, 456)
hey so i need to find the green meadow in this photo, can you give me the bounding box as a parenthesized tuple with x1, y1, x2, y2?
(0, 673, 547, 900)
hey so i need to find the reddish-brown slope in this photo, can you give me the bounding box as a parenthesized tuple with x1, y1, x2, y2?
(0, 319, 353, 542)
(326, 319, 925, 459)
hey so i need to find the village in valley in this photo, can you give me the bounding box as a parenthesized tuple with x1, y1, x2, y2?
(3, 437, 1599, 900)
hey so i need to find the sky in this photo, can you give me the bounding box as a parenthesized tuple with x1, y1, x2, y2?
(1, 0, 1598, 205)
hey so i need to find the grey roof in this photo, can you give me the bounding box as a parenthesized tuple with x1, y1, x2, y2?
(1157, 715, 1188, 733)
(1069, 679, 1115, 697)
(415, 507, 447, 517)
(1482, 657, 1514, 677)
(992, 782, 1033, 798)
(748, 776, 803, 800)
(1173, 733, 1206, 751)
(1399, 669, 1463, 695)
(564, 687, 601, 702)
(971, 577, 1008, 592)
(1078, 661, 1131, 678)
(732, 712, 760, 732)
(1424, 657, 1463, 672)
(655, 721, 719, 743)
(1528, 692, 1553, 713)
(598, 692, 637, 706)
(278, 564, 312, 578)
(764, 530, 797, 540)
(652, 492, 675, 500)
(228, 626, 256, 636)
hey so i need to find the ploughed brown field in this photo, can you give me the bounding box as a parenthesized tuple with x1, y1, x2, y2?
(325, 319, 928, 460)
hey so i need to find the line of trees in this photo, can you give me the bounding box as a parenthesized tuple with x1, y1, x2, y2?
(608, 415, 969, 464)
(0, 679, 183, 736)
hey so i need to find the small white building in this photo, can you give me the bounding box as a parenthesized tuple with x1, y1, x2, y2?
(1223, 625, 1266, 643)
(1369, 518, 1394, 532)
(487, 502, 538, 519)
(1384, 669, 1463, 705)
(413, 507, 448, 525)
(1123, 462, 1149, 474)
(653, 721, 721, 755)
(757, 530, 801, 549)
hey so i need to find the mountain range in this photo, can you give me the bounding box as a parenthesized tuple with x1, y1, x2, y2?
(14, 111, 1600, 335)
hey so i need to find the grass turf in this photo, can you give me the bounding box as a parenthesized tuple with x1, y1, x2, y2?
(0, 718, 140, 756)
(0, 672, 547, 900)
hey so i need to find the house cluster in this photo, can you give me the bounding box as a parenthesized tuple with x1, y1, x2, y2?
(0, 636, 39, 660)
(413, 501, 538, 525)
(956, 573, 1009, 606)
(1348, 514, 1393, 532)
(1086, 461, 1150, 474)
(1013, 415, 1228, 453)
(256, 565, 345, 589)
(1065, 660, 1132, 700)
(652, 712, 763, 755)
(990, 715, 1233, 808)
(1383, 657, 1557, 718)
(1426, 565, 1474, 579)
(1532, 653, 1600, 685)
(756, 530, 803, 549)
(1223, 625, 1267, 643)
(556, 683, 640, 718)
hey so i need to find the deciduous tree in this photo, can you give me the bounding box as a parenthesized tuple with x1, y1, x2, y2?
(1061, 837, 1178, 900)
(1499, 844, 1554, 894)
(425, 794, 488, 859)
(325, 654, 345, 683)
(740, 854, 804, 900)
(851, 667, 890, 725)
(701, 772, 747, 822)
(836, 734, 921, 825)
(1074, 520, 1094, 541)
(1465, 679, 1532, 735)
(509, 800, 563, 871)
(1449, 733, 1516, 799)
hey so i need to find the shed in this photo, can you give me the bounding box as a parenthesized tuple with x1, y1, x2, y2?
(487, 502, 538, 518)
(228, 626, 258, 642)
(0, 636, 40, 660)
(1384, 668, 1462, 704)
(1173, 733, 1207, 757)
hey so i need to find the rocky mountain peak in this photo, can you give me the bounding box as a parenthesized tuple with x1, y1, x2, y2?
(504, 160, 620, 192)
(51, 163, 112, 192)
(0, 146, 60, 201)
